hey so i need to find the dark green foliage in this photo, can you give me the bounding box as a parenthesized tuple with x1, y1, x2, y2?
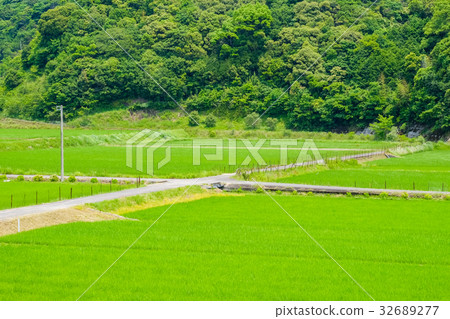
(188, 110, 200, 127)
(265, 117, 278, 131)
(0, 0, 448, 135)
(244, 112, 261, 129)
(204, 114, 216, 128)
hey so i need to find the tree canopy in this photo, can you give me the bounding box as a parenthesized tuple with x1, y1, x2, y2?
(0, 0, 448, 136)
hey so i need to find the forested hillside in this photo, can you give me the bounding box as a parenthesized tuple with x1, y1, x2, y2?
(0, 0, 448, 135)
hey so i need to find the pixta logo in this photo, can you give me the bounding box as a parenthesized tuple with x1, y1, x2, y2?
(126, 130, 171, 175)
(126, 130, 323, 176)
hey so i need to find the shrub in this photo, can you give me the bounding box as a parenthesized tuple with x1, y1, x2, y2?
(363, 192, 370, 198)
(423, 194, 432, 200)
(292, 190, 298, 195)
(275, 190, 282, 195)
(386, 126, 399, 141)
(0, 175, 6, 181)
(16, 175, 25, 182)
(111, 179, 118, 184)
(265, 117, 278, 131)
(236, 187, 243, 193)
(379, 192, 389, 199)
(90, 178, 98, 183)
(370, 115, 394, 140)
(444, 195, 450, 201)
(283, 129, 292, 137)
(346, 192, 352, 197)
(307, 191, 314, 196)
(188, 111, 200, 127)
(68, 176, 76, 183)
(401, 192, 409, 199)
(417, 135, 426, 144)
(244, 112, 261, 129)
(204, 114, 216, 128)
(208, 130, 216, 138)
(33, 175, 44, 182)
(347, 132, 355, 140)
(49, 175, 59, 182)
(256, 187, 264, 193)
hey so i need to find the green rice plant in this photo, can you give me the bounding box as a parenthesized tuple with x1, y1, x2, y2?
(379, 192, 389, 199)
(273, 150, 450, 192)
(0, 181, 132, 209)
(68, 176, 76, 183)
(32, 175, 44, 182)
(0, 195, 448, 300)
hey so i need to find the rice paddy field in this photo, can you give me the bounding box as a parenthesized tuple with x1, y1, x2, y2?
(0, 193, 448, 300)
(268, 150, 450, 191)
(0, 142, 376, 178)
(0, 127, 401, 178)
(0, 181, 134, 210)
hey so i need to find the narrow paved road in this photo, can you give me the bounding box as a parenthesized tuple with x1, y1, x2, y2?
(2, 173, 448, 221)
(2, 151, 447, 222)
(0, 175, 234, 221)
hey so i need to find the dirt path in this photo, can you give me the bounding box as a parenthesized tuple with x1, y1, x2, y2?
(2, 151, 447, 224)
(0, 175, 234, 221)
(0, 207, 128, 237)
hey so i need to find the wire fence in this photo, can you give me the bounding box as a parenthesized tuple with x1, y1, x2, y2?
(2, 181, 140, 210)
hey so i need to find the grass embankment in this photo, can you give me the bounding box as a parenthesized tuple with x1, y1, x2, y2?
(252, 148, 450, 192)
(0, 181, 134, 210)
(0, 194, 448, 300)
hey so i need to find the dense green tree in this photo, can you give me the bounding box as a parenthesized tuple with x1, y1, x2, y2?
(0, 0, 448, 136)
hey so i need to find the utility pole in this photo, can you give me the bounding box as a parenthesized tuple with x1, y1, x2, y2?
(57, 105, 64, 182)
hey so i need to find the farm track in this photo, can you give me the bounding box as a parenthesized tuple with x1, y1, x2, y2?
(1, 150, 448, 221)
(1, 173, 449, 222)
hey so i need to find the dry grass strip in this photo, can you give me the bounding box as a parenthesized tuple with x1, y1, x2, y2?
(0, 207, 126, 237)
